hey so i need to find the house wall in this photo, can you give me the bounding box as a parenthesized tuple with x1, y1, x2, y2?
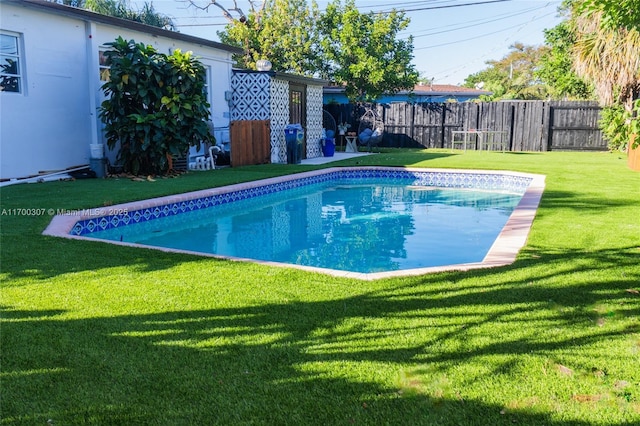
(1, 4, 92, 179)
(0, 2, 235, 180)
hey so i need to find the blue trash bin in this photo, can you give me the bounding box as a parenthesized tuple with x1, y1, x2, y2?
(284, 124, 304, 164)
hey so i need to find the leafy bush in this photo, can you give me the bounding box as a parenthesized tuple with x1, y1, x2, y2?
(600, 105, 630, 152)
(600, 100, 640, 152)
(99, 37, 213, 175)
(632, 100, 640, 150)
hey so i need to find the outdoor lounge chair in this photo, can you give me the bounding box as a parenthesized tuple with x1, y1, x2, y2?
(358, 108, 384, 151)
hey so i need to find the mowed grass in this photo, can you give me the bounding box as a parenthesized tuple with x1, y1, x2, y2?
(1, 149, 639, 425)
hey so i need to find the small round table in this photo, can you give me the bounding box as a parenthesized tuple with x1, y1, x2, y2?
(345, 136, 358, 153)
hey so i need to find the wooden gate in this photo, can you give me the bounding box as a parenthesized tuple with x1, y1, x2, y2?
(230, 120, 271, 167)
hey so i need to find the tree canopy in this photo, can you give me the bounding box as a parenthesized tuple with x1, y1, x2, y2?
(52, 0, 175, 29)
(577, 0, 640, 32)
(569, 1, 640, 110)
(536, 21, 593, 100)
(569, 0, 640, 150)
(463, 43, 551, 100)
(217, 0, 321, 75)
(317, 0, 418, 102)
(210, 0, 418, 102)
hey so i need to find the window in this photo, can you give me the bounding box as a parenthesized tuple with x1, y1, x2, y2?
(99, 49, 110, 81)
(289, 84, 305, 125)
(203, 65, 211, 105)
(0, 32, 22, 93)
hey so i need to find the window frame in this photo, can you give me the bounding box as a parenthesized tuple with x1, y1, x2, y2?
(0, 30, 24, 94)
(203, 65, 211, 107)
(98, 48, 111, 82)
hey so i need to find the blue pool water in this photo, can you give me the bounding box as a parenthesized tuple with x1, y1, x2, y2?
(86, 178, 523, 273)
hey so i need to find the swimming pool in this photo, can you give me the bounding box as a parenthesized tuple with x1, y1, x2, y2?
(44, 167, 545, 280)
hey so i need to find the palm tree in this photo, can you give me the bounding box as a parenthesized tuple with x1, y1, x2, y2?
(55, 0, 175, 30)
(571, 9, 640, 111)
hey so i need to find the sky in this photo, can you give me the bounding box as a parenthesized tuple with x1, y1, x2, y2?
(133, 0, 565, 85)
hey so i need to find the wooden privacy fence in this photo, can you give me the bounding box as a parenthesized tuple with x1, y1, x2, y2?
(324, 101, 607, 152)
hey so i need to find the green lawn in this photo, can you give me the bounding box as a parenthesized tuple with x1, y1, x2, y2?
(2, 149, 639, 425)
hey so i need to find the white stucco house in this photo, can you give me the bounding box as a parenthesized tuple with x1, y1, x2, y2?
(0, 0, 242, 180)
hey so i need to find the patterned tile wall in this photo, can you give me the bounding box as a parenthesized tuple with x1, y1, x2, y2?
(270, 78, 290, 163)
(231, 72, 271, 121)
(306, 85, 324, 158)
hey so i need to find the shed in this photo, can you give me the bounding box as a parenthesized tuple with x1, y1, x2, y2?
(231, 70, 328, 164)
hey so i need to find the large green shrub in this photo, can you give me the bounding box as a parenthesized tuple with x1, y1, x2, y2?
(600, 99, 640, 152)
(600, 105, 631, 152)
(99, 37, 213, 175)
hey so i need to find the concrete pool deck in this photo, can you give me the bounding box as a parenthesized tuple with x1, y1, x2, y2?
(43, 167, 545, 280)
(301, 151, 373, 165)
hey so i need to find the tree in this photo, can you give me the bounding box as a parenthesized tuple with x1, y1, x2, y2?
(205, 0, 418, 101)
(52, 0, 175, 29)
(99, 37, 212, 175)
(216, 0, 321, 75)
(570, 5, 640, 111)
(186, 0, 265, 22)
(536, 21, 593, 100)
(464, 43, 551, 100)
(578, 0, 640, 32)
(569, 0, 640, 150)
(317, 0, 418, 102)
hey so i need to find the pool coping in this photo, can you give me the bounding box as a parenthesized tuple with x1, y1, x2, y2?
(43, 167, 546, 280)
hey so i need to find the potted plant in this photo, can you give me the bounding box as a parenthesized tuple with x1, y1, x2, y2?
(338, 122, 351, 135)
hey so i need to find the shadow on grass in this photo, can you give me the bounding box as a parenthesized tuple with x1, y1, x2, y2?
(2, 306, 635, 424)
(335, 149, 457, 167)
(2, 154, 640, 424)
(540, 189, 639, 212)
(500, 152, 544, 155)
(2, 247, 639, 424)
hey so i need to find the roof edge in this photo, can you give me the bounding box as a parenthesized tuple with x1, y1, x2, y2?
(233, 69, 329, 86)
(8, 0, 243, 55)
(323, 86, 491, 97)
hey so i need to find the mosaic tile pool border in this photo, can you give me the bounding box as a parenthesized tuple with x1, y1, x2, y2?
(66, 168, 533, 237)
(44, 167, 545, 280)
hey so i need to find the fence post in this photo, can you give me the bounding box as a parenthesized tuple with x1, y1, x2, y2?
(508, 104, 515, 151)
(440, 104, 446, 148)
(410, 103, 415, 147)
(546, 102, 554, 151)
